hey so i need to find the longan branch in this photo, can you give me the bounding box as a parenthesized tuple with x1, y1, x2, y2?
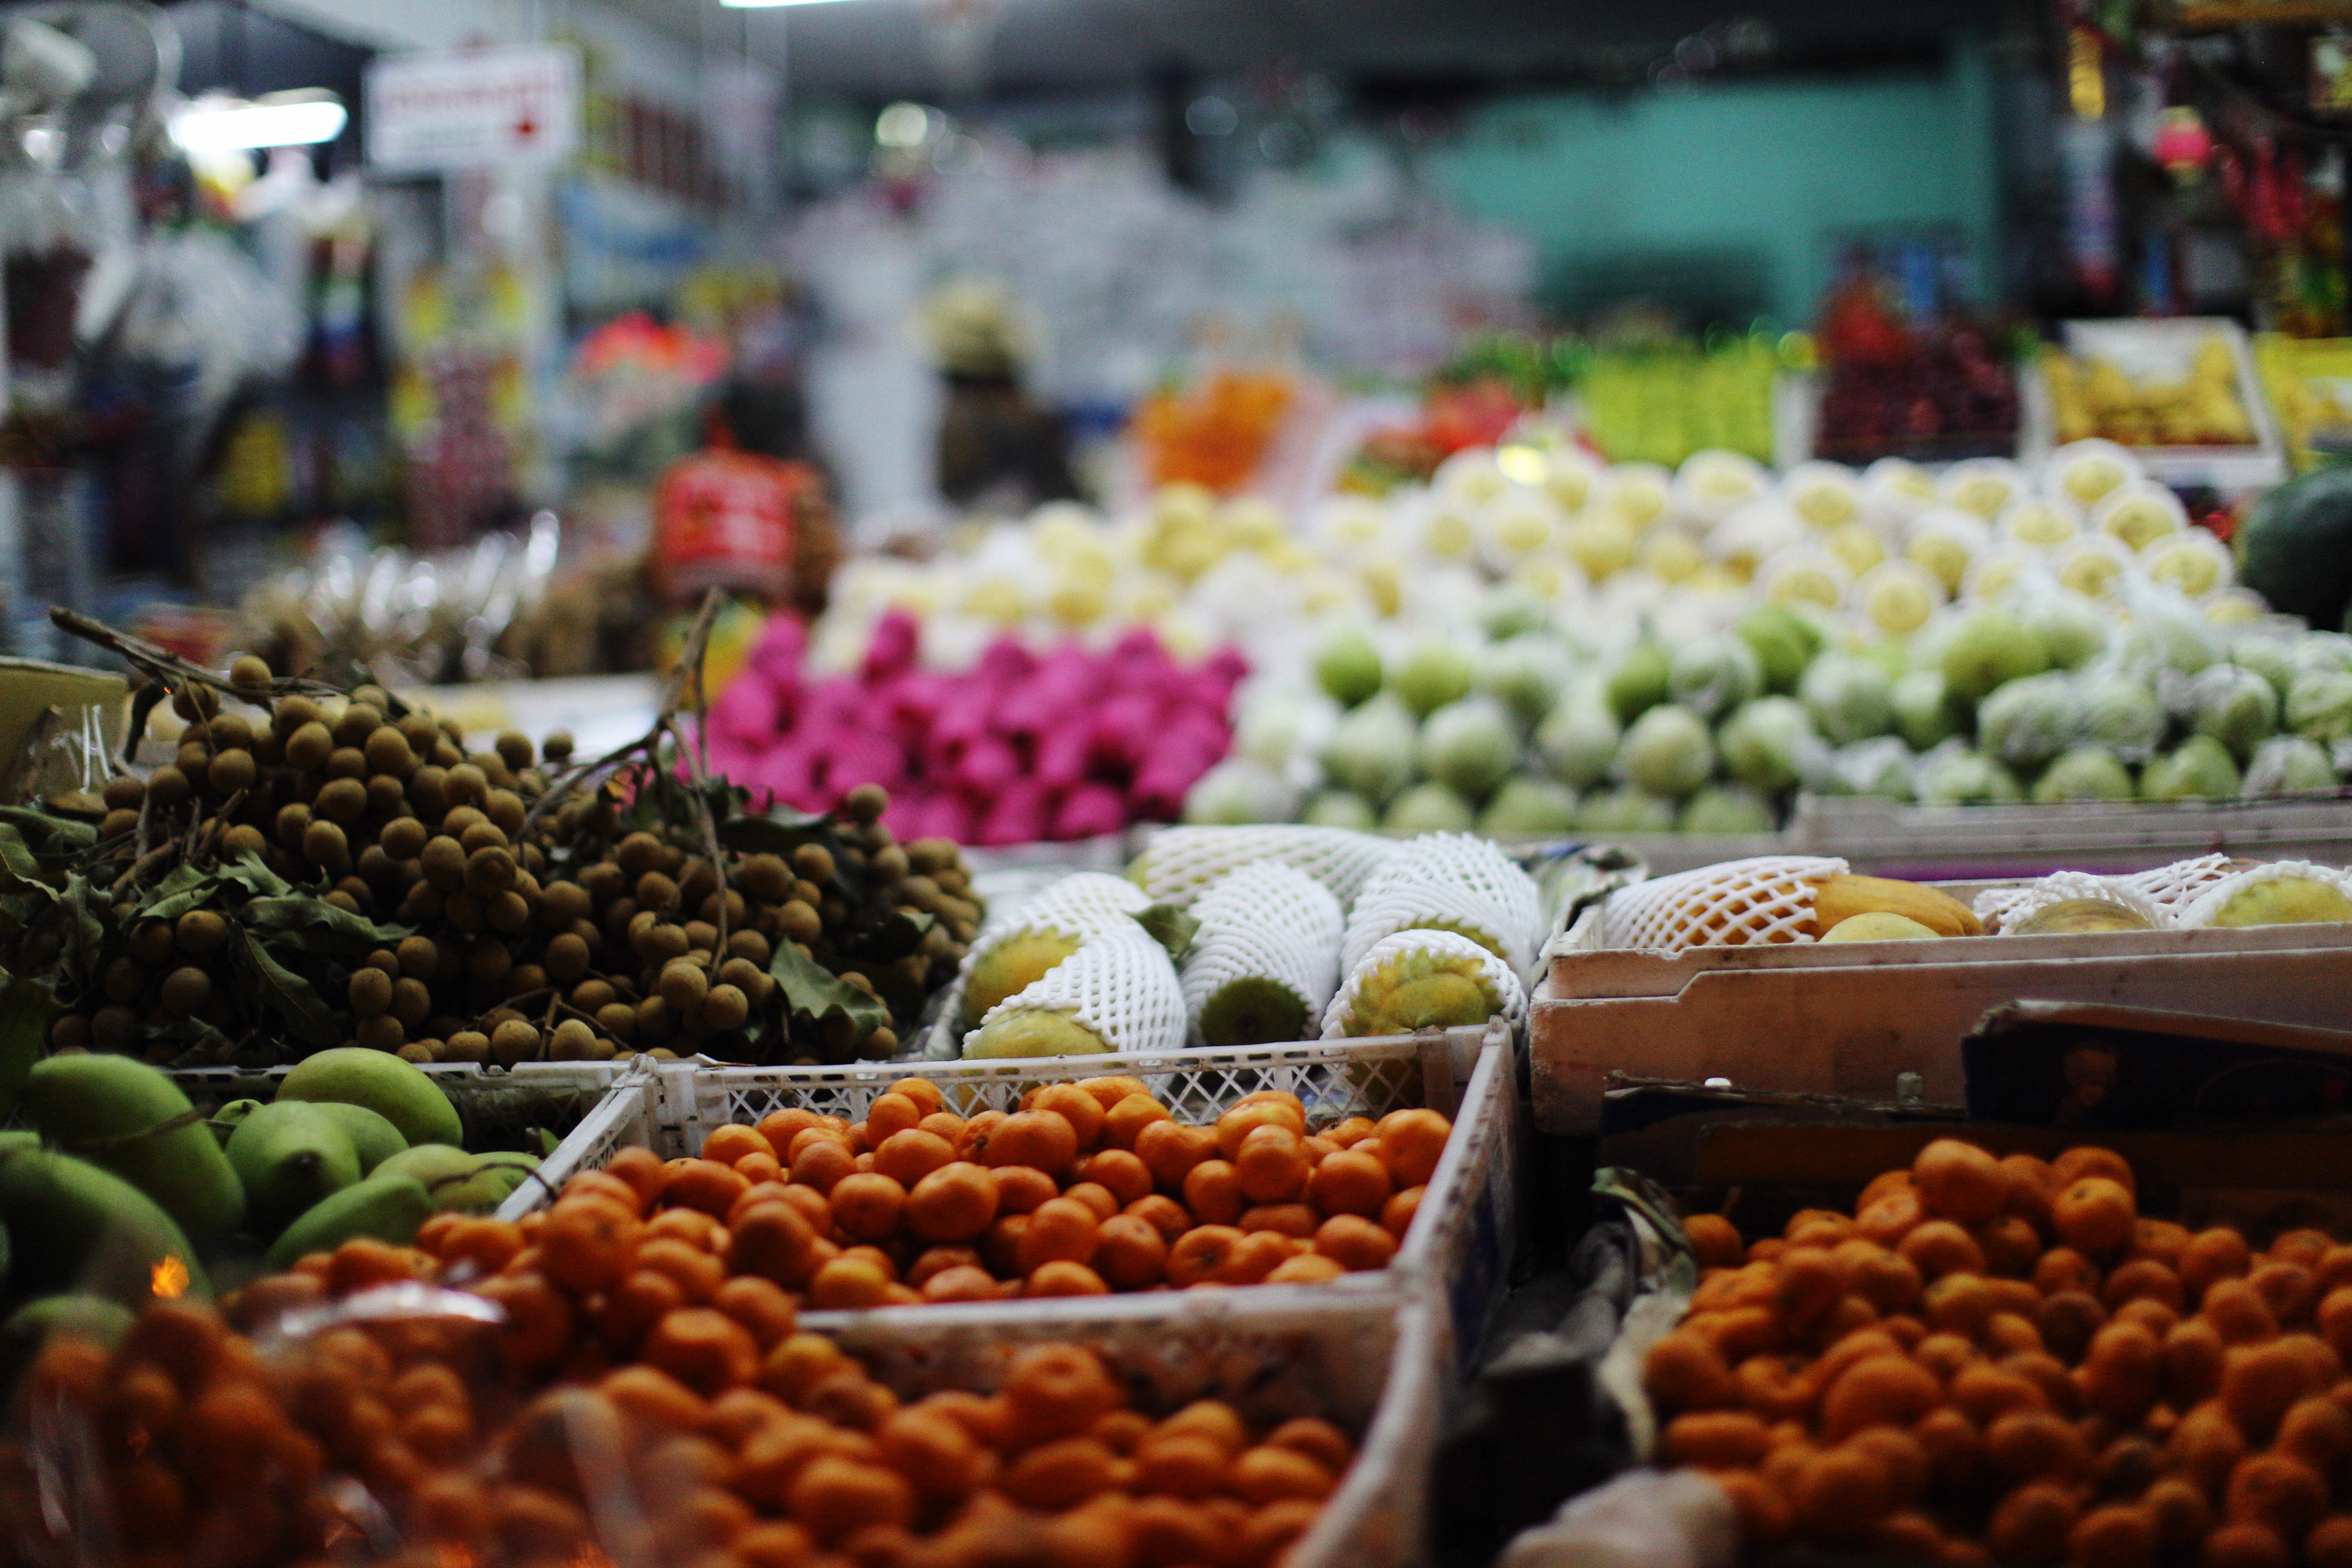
(49, 606, 343, 701)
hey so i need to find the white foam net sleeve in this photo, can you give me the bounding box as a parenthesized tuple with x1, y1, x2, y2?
(1974, 871, 2170, 934)
(966, 925, 1189, 1055)
(1320, 928, 1527, 1038)
(1130, 825, 1398, 910)
(1179, 862, 1346, 1047)
(1340, 833, 1545, 978)
(1600, 855, 1849, 953)
(2118, 853, 2242, 914)
(2174, 860, 2352, 929)
(931, 873, 1158, 1060)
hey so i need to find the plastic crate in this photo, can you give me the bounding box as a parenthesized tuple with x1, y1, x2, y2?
(815, 1289, 1444, 1568)
(513, 1026, 1517, 1343)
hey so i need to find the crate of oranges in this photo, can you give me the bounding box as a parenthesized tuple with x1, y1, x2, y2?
(3, 1263, 1442, 1568)
(1626, 1130, 2352, 1568)
(500, 1024, 1514, 1345)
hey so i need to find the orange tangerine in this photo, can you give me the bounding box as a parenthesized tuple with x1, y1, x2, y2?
(1183, 1161, 1245, 1226)
(1314, 1214, 1398, 1272)
(826, 1173, 906, 1243)
(2229, 1453, 2330, 1537)
(1984, 1409, 2093, 1485)
(1988, 1482, 2079, 1566)
(1683, 1213, 1745, 1270)
(1897, 1220, 1984, 1281)
(1643, 1332, 1736, 1415)
(1095, 1214, 1169, 1289)
(1075, 1075, 1152, 1111)
(790, 1138, 856, 1195)
(1788, 1446, 1896, 1542)
(978, 1110, 1079, 1175)
(864, 1093, 922, 1144)
(1381, 1185, 1424, 1239)
(1974, 1215, 2043, 1279)
(1913, 1139, 2009, 1224)
(1074, 1149, 1153, 1209)
(919, 1267, 999, 1303)
(1032, 1084, 1107, 1152)
(1821, 1354, 1940, 1440)
(2053, 1147, 2136, 1195)
(666, 1158, 753, 1218)
(1134, 1120, 1215, 1189)
(1015, 1197, 1101, 1274)
(806, 1256, 892, 1311)
(1233, 1125, 1311, 1205)
(1102, 1093, 1172, 1152)
(1660, 1410, 1772, 1469)
(1215, 1100, 1305, 1160)
(1240, 1203, 1319, 1239)
(538, 1197, 643, 1293)
(871, 1129, 955, 1189)
(2035, 1247, 2102, 1296)
(1268, 1253, 1347, 1285)
(904, 1162, 998, 1244)
(1373, 1109, 1450, 1188)
(1166, 1226, 1248, 1290)
(1062, 1182, 1119, 1222)
(1025, 1261, 1111, 1298)
(703, 1124, 770, 1167)
(2103, 1258, 2185, 1314)
(1856, 1190, 1926, 1249)
(2252, 1261, 2319, 1327)
(1124, 1194, 1191, 1240)
(2052, 1177, 2137, 1256)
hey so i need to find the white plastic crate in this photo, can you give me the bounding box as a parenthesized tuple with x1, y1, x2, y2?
(1531, 878, 2352, 1133)
(513, 1026, 1517, 1343)
(815, 1288, 1444, 1568)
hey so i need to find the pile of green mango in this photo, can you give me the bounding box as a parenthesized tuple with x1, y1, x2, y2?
(0, 1046, 541, 1368)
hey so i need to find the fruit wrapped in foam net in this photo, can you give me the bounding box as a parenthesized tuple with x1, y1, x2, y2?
(1128, 825, 1396, 910)
(1321, 927, 1526, 1038)
(934, 872, 1156, 1048)
(1600, 855, 1850, 953)
(1972, 871, 2168, 935)
(963, 924, 1188, 1057)
(2174, 860, 2352, 930)
(1339, 832, 1544, 979)
(1180, 861, 1345, 1047)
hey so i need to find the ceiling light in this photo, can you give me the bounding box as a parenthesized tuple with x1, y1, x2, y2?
(719, 0, 864, 9)
(170, 91, 346, 154)
(875, 101, 934, 147)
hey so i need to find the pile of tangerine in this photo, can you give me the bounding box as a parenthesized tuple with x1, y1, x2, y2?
(1645, 1137, 2352, 1568)
(617, 1072, 1450, 1308)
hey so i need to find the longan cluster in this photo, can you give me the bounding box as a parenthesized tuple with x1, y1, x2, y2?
(1646, 1138, 2352, 1568)
(33, 652, 979, 1069)
(488, 1072, 1447, 1312)
(5, 1288, 1350, 1568)
(533, 782, 979, 1066)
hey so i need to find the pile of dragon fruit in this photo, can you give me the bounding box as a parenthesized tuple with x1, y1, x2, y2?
(700, 611, 1248, 845)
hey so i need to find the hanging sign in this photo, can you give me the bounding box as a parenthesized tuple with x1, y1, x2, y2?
(366, 44, 581, 174)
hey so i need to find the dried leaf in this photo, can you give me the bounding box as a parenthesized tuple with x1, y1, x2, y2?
(228, 927, 340, 1048)
(0, 826, 43, 891)
(213, 849, 290, 899)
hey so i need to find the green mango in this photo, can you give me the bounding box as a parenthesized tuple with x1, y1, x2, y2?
(19, 1055, 244, 1243)
(0, 1146, 210, 1305)
(376, 1145, 540, 1211)
(277, 1048, 462, 1148)
(210, 1099, 264, 1144)
(227, 1102, 361, 1238)
(264, 1173, 436, 1271)
(306, 1102, 408, 1173)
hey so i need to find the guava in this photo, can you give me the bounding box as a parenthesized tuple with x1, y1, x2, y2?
(2208, 877, 2352, 928)
(1474, 636, 1574, 728)
(1736, 606, 1820, 695)
(1382, 782, 1477, 835)
(1577, 786, 1678, 834)
(2242, 734, 2338, 797)
(1320, 694, 1417, 802)
(1534, 694, 1620, 789)
(1678, 784, 1776, 834)
(1668, 634, 1763, 721)
(1392, 640, 1474, 719)
(2140, 735, 2242, 801)
(1312, 625, 1384, 707)
(1978, 672, 2087, 771)
(1605, 637, 1673, 725)
(2287, 670, 2352, 747)
(1718, 697, 1821, 794)
(1479, 776, 1580, 837)
(1916, 748, 2024, 806)
(1800, 654, 1896, 746)
(1301, 790, 1378, 830)
(2030, 746, 2136, 803)
(1892, 670, 1961, 751)
(1941, 609, 2051, 704)
(2191, 665, 2280, 762)
(1418, 697, 1519, 800)
(1617, 704, 1715, 799)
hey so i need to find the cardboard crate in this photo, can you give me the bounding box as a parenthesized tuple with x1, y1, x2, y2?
(1531, 882, 2352, 1134)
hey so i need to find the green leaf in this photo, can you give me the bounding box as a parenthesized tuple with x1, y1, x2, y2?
(717, 810, 832, 857)
(58, 874, 105, 984)
(855, 908, 934, 962)
(139, 865, 222, 924)
(1134, 904, 1200, 965)
(214, 849, 290, 899)
(228, 926, 341, 1048)
(0, 971, 58, 1123)
(240, 896, 408, 956)
(831, 959, 926, 1026)
(0, 826, 42, 890)
(0, 808, 95, 853)
(159, 1014, 237, 1068)
(767, 939, 887, 1041)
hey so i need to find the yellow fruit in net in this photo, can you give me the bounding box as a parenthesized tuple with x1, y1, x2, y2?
(1568, 518, 1637, 581)
(1424, 508, 1476, 561)
(962, 932, 1084, 1031)
(2209, 877, 2352, 928)
(1824, 523, 1886, 577)
(1642, 530, 1706, 583)
(1771, 563, 1845, 611)
(1948, 474, 2013, 518)
(1864, 569, 1938, 638)
(1906, 533, 1973, 594)
(1340, 950, 1502, 1037)
(967, 1009, 1113, 1058)
(2003, 502, 2079, 548)
(2103, 496, 2181, 551)
(1820, 913, 1939, 942)
(2147, 539, 2223, 598)
(2013, 899, 2156, 936)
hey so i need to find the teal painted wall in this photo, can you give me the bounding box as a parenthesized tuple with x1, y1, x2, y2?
(1426, 45, 2000, 328)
